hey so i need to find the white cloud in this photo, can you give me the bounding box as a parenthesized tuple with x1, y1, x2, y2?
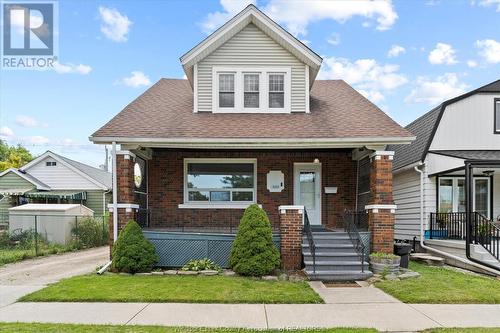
(98, 6, 132, 42)
(476, 39, 500, 64)
(327, 33, 341, 46)
(26, 136, 50, 145)
(319, 57, 407, 103)
(479, 0, 500, 11)
(428, 43, 458, 65)
(117, 71, 151, 88)
(53, 62, 92, 74)
(467, 60, 478, 68)
(387, 44, 405, 57)
(201, 0, 255, 34)
(0, 127, 14, 138)
(202, 0, 397, 36)
(16, 115, 39, 127)
(264, 0, 398, 36)
(405, 73, 468, 105)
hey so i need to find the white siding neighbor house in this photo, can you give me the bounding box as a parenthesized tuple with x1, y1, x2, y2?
(390, 79, 500, 272)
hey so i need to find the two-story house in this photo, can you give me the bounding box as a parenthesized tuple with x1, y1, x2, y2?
(391, 79, 500, 272)
(91, 5, 414, 280)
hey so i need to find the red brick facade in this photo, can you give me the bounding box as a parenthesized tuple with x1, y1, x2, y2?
(147, 149, 357, 230)
(367, 154, 395, 254)
(279, 207, 303, 270)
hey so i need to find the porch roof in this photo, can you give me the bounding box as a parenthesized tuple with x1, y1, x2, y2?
(90, 79, 414, 147)
(431, 150, 500, 161)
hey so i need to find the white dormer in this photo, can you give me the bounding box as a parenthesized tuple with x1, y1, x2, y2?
(180, 5, 322, 114)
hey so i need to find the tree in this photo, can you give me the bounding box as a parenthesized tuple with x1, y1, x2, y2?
(0, 140, 34, 171)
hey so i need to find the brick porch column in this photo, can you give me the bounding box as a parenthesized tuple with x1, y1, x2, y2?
(366, 151, 396, 254)
(108, 151, 139, 257)
(278, 205, 303, 270)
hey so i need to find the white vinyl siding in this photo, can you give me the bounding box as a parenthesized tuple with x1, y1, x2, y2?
(27, 157, 102, 190)
(197, 23, 307, 113)
(393, 166, 435, 241)
(430, 93, 500, 150)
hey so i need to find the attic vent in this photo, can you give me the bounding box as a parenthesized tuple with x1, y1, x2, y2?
(46, 161, 56, 166)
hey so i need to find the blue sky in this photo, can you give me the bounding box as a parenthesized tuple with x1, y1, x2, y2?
(1, 0, 499, 168)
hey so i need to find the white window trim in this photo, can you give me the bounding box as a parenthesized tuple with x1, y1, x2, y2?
(181, 158, 258, 208)
(438, 176, 491, 217)
(212, 66, 291, 113)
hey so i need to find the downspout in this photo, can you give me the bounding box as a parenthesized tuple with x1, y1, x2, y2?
(112, 142, 118, 242)
(414, 164, 499, 276)
(102, 189, 111, 216)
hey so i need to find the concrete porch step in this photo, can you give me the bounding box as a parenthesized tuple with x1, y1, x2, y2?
(302, 243, 355, 251)
(304, 260, 369, 271)
(305, 270, 373, 281)
(303, 252, 360, 261)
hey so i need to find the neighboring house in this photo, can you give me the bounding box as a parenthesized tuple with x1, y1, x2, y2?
(90, 5, 414, 280)
(391, 79, 500, 271)
(0, 151, 112, 217)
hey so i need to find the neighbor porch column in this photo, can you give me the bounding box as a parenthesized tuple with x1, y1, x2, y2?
(278, 205, 304, 270)
(365, 151, 396, 254)
(108, 150, 139, 256)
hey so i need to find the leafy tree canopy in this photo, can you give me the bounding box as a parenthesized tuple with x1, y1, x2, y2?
(0, 140, 34, 172)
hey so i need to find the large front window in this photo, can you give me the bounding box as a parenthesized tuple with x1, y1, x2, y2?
(438, 177, 490, 217)
(185, 159, 256, 204)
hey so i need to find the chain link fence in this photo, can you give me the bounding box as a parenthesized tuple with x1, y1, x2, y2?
(0, 213, 108, 266)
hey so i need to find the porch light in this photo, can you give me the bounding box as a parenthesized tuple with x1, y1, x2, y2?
(483, 170, 494, 176)
(313, 158, 320, 164)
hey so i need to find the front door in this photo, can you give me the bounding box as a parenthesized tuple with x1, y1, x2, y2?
(294, 163, 321, 225)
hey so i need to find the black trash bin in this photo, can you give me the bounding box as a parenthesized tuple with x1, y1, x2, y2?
(394, 243, 412, 268)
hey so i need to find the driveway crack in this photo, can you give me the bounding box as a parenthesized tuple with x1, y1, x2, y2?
(125, 303, 150, 325)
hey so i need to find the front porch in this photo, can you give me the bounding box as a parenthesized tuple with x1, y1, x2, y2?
(109, 147, 397, 275)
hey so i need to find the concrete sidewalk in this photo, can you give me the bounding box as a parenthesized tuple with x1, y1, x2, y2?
(1, 301, 500, 331)
(2, 281, 500, 332)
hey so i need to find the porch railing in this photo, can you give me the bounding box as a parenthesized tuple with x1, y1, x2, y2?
(303, 208, 316, 274)
(342, 210, 366, 272)
(429, 212, 467, 240)
(136, 208, 280, 234)
(470, 212, 500, 262)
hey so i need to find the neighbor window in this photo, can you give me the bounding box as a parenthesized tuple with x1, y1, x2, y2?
(438, 177, 490, 217)
(495, 99, 500, 133)
(185, 160, 255, 203)
(268, 73, 285, 108)
(244, 74, 259, 108)
(218, 73, 235, 108)
(46, 161, 56, 166)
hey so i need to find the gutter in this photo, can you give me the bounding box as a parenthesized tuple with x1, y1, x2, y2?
(414, 164, 499, 276)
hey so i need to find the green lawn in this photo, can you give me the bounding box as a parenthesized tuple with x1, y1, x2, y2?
(375, 261, 500, 304)
(20, 274, 323, 304)
(0, 246, 74, 266)
(0, 323, 375, 333)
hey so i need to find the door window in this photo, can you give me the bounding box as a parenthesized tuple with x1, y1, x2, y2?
(299, 171, 315, 210)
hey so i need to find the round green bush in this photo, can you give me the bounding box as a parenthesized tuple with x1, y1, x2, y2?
(229, 204, 280, 276)
(112, 220, 158, 273)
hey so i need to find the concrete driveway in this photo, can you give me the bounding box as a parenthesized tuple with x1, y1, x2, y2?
(0, 247, 108, 307)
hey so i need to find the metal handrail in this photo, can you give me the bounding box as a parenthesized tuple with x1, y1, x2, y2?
(429, 212, 467, 240)
(471, 212, 500, 262)
(342, 210, 366, 273)
(303, 209, 316, 274)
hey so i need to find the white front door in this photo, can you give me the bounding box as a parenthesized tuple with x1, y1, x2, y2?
(294, 163, 321, 225)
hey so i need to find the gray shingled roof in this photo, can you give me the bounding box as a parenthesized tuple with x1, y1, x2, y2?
(390, 79, 500, 171)
(430, 150, 500, 161)
(389, 106, 440, 170)
(53, 152, 112, 189)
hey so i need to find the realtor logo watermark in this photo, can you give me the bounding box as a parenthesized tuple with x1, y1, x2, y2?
(1, 0, 58, 70)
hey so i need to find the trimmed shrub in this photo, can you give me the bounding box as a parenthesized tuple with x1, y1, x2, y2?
(229, 204, 280, 276)
(112, 220, 158, 273)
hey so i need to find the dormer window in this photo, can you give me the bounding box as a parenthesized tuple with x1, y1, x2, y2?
(218, 73, 235, 108)
(244, 74, 260, 108)
(269, 73, 284, 108)
(213, 66, 290, 113)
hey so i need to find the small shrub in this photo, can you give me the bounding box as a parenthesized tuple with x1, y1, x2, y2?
(182, 258, 221, 272)
(370, 252, 399, 259)
(72, 217, 109, 248)
(230, 204, 280, 276)
(112, 220, 158, 273)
